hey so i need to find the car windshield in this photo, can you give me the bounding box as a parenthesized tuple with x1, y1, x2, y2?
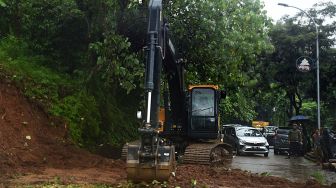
(236, 128, 263, 137)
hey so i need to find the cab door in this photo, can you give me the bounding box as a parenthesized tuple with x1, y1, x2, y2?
(188, 87, 218, 139)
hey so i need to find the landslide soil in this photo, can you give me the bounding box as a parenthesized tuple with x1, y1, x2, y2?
(0, 74, 328, 188)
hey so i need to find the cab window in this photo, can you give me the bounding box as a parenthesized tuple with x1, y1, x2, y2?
(191, 88, 215, 116)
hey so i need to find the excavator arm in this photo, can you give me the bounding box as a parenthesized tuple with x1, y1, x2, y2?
(126, 0, 176, 182)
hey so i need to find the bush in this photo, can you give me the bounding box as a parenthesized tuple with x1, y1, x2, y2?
(50, 91, 101, 146)
(0, 35, 30, 60)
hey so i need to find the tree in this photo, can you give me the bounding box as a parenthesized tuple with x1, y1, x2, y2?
(264, 2, 336, 125)
(163, 0, 273, 122)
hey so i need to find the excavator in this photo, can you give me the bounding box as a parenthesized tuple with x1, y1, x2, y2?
(125, 0, 232, 182)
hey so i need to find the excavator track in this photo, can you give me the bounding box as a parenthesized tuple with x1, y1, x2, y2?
(183, 142, 233, 165)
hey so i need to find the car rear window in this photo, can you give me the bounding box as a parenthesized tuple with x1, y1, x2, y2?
(277, 129, 290, 135)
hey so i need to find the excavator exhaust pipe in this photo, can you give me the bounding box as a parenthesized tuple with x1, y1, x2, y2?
(126, 143, 176, 182)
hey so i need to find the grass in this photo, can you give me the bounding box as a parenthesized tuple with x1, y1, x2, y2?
(260, 172, 271, 176)
(310, 171, 325, 185)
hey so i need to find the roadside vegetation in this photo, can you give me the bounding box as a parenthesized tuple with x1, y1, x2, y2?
(310, 171, 326, 185)
(0, 0, 335, 151)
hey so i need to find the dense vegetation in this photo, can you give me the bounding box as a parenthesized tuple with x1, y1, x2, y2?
(256, 1, 336, 127)
(0, 0, 335, 149)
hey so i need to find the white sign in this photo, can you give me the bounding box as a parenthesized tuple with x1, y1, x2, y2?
(298, 58, 311, 72)
(296, 56, 313, 73)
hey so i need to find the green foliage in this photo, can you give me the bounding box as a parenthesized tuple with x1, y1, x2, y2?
(85, 75, 140, 146)
(0, 36, 70, 106)
(0, 0, 5, 7)
(221, 89, 257, 123)
(51, 91, 101, 146)
(23, 0, 87, 72)
(0, 0, 87, 72)
(89, 34, 144, 93)
(310, 171, 325, 185)
(191, 179, 197, 187)
(260, 172, 271, 176)
(166, 0, 273, 84)
(0, 35, 29, 59)
(165, 0, 273, 122)
(301, 101, 317, 120)
(253, 86, 289, 126)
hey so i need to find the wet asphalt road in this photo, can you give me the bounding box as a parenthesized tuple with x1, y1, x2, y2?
(227, 148, 336, 185)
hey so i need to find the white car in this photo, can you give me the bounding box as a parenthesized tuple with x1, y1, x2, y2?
(223, 126, 269, 157)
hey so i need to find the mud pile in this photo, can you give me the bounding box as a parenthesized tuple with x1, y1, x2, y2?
(0, 77, 125, 185)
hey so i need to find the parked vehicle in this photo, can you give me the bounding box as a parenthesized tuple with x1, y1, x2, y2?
(274, 128, 290, 155)
(222, 125, 269, 157)
(263, 126, 278, 146)
(320, 128, 336, 161)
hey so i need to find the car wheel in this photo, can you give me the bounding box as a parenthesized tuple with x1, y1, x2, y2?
(274, 149, 279, 155)
(264, 153, 269, 157)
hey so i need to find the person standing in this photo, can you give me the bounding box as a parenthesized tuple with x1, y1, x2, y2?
(320, 127, 332, 162)
(287, 125, 303, 158)
(312, 129, 322, 162)
(312, 129, 320, 149)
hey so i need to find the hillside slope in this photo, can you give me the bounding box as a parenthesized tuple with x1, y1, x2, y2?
(0, 73, 125, 185)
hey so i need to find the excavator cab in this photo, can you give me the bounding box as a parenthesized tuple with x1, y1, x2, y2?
(188, 85, 224, 140)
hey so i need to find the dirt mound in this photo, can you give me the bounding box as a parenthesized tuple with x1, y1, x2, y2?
(0, 76, 125, 185)
(0, 74, 328, 187)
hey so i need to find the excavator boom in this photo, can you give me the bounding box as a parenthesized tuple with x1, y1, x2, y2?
(126, 0, 175, 182)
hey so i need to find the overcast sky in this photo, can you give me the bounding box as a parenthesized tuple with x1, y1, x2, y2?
(262, 0, 335, 22)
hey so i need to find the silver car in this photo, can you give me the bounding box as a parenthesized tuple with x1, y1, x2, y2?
(223, 126, 269, 157)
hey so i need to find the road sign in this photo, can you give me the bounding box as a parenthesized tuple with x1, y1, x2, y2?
(296, 56, 314, 72)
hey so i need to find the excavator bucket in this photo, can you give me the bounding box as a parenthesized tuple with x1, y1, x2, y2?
(126, 143, 175, 182)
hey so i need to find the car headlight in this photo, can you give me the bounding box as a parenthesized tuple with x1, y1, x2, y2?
(239, 139, 246, 145)
(263, 139, 269, 146)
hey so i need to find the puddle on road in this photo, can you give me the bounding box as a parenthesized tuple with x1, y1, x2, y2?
(226, 151, 336, 185)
